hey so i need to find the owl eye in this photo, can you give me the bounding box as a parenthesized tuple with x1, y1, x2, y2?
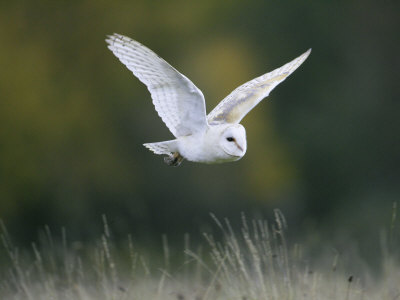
(226, 137, 235, 142)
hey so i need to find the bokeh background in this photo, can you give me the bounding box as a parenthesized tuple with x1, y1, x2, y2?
(1, 0, 399, 264)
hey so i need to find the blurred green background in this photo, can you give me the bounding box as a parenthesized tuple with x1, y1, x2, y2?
(0, 0, 399, 259)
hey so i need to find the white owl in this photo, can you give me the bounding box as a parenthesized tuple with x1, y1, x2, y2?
(106, 34, 310, 166)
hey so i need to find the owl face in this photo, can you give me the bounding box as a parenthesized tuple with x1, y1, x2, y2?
(220, 124, 247, 158)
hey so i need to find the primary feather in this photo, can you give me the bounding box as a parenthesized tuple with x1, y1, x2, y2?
(106, 33, 208, 137)
(207, 49, 311, 125)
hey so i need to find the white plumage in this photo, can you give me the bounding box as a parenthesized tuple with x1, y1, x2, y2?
(106, 34, 207, 138)
(106, 33, 311, 166)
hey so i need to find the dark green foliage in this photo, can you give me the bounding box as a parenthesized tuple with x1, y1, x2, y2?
(0, 1, 399, 261)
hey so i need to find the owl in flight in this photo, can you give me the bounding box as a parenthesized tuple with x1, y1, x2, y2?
(106, 34, 310, 166)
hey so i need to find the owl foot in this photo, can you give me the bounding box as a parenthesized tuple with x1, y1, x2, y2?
(164, 152, 184, 167)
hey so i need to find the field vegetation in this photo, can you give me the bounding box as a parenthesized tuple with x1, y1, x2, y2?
(1, 210, 399, 300)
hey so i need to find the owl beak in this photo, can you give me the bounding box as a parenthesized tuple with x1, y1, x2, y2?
(234, 141, 243, 152)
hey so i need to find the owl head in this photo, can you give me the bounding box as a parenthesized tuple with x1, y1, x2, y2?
(219, 124, 247, 159)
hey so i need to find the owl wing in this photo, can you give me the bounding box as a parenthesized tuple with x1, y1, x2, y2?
(106, 34, 208, 137)
(207, 49, 311, 125)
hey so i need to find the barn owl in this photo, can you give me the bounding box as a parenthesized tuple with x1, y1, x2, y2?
(106, 34, 310, 166)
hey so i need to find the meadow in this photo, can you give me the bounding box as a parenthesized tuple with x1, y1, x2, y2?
(1, 210, 399, 300)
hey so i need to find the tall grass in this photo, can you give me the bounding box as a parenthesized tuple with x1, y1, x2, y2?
(1, 209, 399, 300)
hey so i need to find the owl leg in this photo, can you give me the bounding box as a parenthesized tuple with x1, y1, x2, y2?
(164, 152, 184, 167)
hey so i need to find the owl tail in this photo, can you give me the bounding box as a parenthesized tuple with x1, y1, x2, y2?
(143, 140, 179, 155)
(143, 140, 183, 166)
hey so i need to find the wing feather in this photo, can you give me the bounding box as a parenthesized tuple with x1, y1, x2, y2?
(106, 33, 207, 137)
(207, 49, 311, 125)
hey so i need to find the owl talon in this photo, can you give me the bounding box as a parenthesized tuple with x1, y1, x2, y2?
(164, 152, 184, 167)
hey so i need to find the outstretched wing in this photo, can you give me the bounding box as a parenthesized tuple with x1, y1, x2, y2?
(106, 33, 208, 137)
(207, 49, 311, 125)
